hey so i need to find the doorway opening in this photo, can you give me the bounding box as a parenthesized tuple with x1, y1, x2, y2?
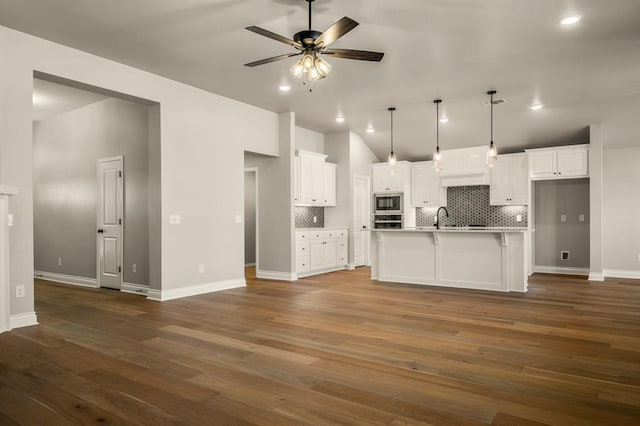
(244, 168, 258, 280)
(353, 175, 371, 267)
(32, 72, 160, 298)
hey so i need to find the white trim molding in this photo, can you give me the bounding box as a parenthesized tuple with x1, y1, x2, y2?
(588, 272, 605, 281)
(34, 271, 99, 288)
(533, 265, 590, 276)
(121, 282, 149, 296)
(256, 270, 296, 281)
(10, 312, 38, 330)
(147, 278, 246, 302)
(604, 269, 640, 280)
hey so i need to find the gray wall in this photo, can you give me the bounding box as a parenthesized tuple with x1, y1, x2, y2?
(244, 170, 256, 265)
(534, 179, 590, 268)
(33, 97, 151, 285)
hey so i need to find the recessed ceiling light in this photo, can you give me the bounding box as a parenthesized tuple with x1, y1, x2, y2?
(278, 85, 291, 92)
(366, 126, 375, 133)
(336, 116, 345, 123)
(560, 15, 581, 25)
(439, 117, 449, 123)
(530, 104, 543, 111)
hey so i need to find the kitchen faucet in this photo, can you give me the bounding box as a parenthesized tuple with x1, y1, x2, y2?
(436, 206, 449, 230)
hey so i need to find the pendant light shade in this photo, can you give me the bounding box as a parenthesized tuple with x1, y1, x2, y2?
(486, 90, 498, 168)
(433, 99, 444, 172)
(387, 107, 397, 174)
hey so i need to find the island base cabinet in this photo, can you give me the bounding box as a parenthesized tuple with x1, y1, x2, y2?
(296, 229, 349, 278)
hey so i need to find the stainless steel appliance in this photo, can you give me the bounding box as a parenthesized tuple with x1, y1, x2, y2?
(373, 213, 403, 229)
(374, 193, 402, 213)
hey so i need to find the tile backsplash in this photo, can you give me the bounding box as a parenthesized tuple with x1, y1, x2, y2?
(416, 185, 527, 227)
(295, 206, 325, 228)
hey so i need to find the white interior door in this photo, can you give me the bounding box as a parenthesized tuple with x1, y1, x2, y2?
(97, 157, 123, 290)
(354, 175, 371, 267)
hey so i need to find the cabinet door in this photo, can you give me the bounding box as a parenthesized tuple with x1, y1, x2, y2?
(557, 148, 588, 177)
(411, 163, 429, 207)
(489, 158, 510, 205)
(529, 151, 557, 178)
(323, 239, 337, 268)
(323, 163, 336, 206)
(294, 156, 300, 204)
(509, 155, 529, 204)
(372, 164, 390, 193)
(310, 155, 325, 204)
(386, 164, 405, 192)
(299, 154, 314, 204)
(309, 240, 325, 270)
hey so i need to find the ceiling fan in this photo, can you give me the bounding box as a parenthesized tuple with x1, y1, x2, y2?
(244, 0, 384, 82)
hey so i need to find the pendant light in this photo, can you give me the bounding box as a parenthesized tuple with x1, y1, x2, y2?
(486, 90, 498, 168)
(387, 107, 397, 174)
(433, 99, 444, 172)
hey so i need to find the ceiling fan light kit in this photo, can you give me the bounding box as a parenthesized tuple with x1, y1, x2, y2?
(245, 0, 384, 86)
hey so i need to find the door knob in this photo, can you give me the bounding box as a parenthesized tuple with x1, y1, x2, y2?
(97, 229, 104, 233)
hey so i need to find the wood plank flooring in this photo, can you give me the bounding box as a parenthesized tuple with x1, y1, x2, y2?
(1, 269, 639, 425)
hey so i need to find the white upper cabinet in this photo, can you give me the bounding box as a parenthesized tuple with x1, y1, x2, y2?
(526, 145, 589, 180)
(323, 162, 336, 206)
(372, 162, 409, 193)
(437, 146, 490, 187)
(490, 153, 528, 205)
(296, 150, 337, 207)
(411, 161, 446, 207)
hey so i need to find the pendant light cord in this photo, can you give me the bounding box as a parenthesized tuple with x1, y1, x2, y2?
(390, 109, 394, 154)
(436, 101, 440, 150)
(490, 92, 494, 145)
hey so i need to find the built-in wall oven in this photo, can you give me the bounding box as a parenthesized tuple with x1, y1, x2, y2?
(373, 193, 403, 229)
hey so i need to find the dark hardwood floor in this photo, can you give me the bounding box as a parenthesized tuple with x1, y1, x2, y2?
(1, 269, 639, 425)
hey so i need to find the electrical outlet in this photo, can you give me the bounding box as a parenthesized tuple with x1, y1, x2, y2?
(560, 214, 567, 222)
(15, 285, 25, 298)
(235, 215, 242, 224)
(58, 257, 62, 266)
(637, 254, 640, 263)
(561, 251, 570, 261)
(313, 216, 317, 223)
(132, 264, 137, 273)
(579, 214, 585, 222)
(198, 264, 204, 274)
(516, 214, 522, 222)
(169, 214, 181, 224)
(7, 214, 13, 227)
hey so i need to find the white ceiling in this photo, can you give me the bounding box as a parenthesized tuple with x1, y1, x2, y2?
(4, 0, 640, 160)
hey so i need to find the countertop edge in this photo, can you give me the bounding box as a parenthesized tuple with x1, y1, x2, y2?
(369, 228, 528, 233)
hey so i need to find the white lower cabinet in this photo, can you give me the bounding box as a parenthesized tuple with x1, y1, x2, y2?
(296, 229, 348, 277)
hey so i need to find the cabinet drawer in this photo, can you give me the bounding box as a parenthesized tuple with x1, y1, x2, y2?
(324, 230, 337, 239)
(337, 251, 348, 266)
(296, 241, 310, 257)
(296, 256, 310, 273)
(337, 237, 348, 251)
(295, 231, 311, 241)
(309, 230, 324, 239)
(336, 229, 348, 238)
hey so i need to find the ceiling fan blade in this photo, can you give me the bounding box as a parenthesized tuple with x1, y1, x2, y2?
(244, 52, 301, 67)
(322, 48, 384, 62)
(314, 17, 359, 48)
(245, 26, 302, 49)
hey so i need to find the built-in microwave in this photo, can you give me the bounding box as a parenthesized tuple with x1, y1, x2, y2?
(374, 193, 403, 214)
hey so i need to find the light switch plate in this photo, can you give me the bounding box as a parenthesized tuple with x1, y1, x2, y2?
(7, 214, 13, 227)
(516, 214, 522, 222)
(198, 264, 204, 273)
(579, 214, 585, 222)
(560, 214, 567, 222)
(235, 215, 242, 224)
(170, 214, 181, 224)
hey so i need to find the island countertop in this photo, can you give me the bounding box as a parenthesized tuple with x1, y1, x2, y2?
(371, 227, 527, 233)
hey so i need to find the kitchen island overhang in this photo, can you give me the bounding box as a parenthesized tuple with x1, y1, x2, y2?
(370, 228, 528, 293)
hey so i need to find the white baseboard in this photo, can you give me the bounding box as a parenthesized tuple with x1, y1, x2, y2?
(604, 269, 640, 280)
(256, 270, 296, 281)
(588, 272, 605, 281)
(34, 271, 98, 288)
(347, 263, 356, 270)
(10, 312, 38, 330)
(121, 282, 149, 296)
(533, 265, 589, 276)
(147, 278, 246, 302)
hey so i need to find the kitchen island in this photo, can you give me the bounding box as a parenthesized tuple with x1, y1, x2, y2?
(370, 228, 528, 292)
